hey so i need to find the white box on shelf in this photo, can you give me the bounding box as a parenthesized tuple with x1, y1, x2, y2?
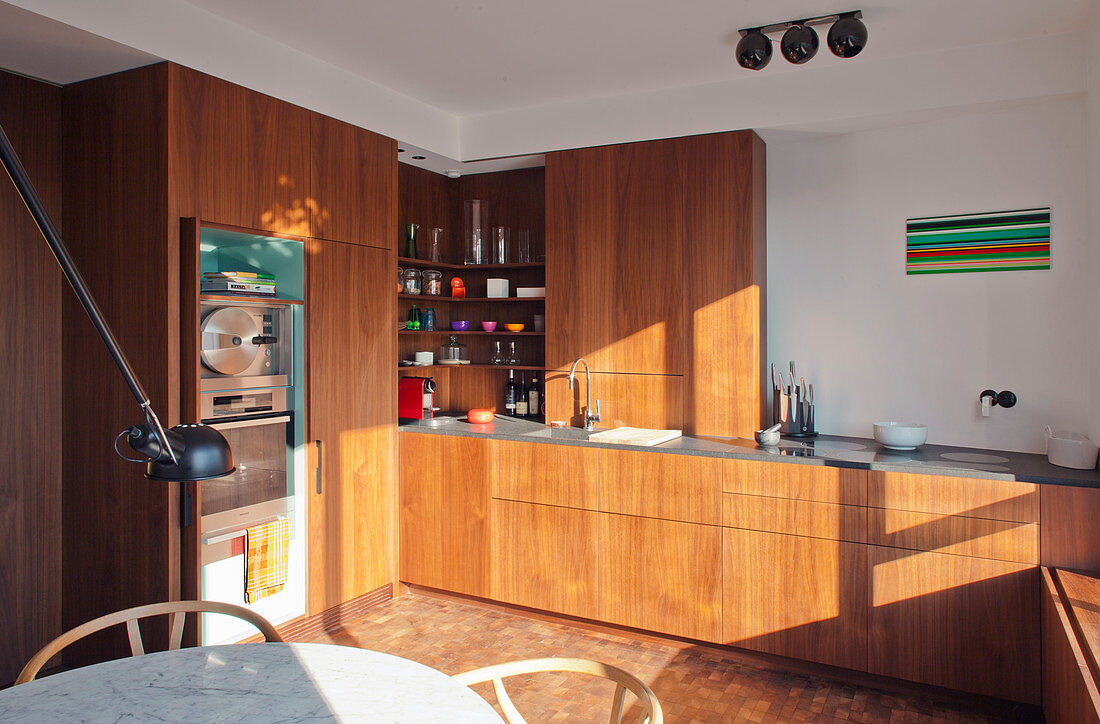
(486, 278, 509, 298)
(516, 286, 545, 298)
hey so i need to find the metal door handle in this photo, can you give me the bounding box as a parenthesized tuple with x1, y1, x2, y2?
(314, 440, 322, 494)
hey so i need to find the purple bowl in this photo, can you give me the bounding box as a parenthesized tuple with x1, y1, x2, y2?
(451, 320, 471, 331)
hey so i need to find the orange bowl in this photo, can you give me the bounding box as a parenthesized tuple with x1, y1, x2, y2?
(503, 323, 525, 332)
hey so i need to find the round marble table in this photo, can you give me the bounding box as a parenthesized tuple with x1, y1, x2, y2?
(0, 642, 503, 723)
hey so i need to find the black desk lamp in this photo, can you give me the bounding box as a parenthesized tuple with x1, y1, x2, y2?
(0, 121, 234, 482)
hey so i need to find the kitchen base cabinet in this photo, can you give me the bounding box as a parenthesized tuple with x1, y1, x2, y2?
(491, 500, 599, 620)
(723, 528, 868, 671)
(598, 513, 722, 642)
(399, 434, 490, 597)
(867, 545, 1040, 704)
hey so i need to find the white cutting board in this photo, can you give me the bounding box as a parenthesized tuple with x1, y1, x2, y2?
(588, 427, 682, 446)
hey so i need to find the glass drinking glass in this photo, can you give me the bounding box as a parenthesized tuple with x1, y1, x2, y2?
(427, 228, 443, 262)
(493, 226, 510, 264)
(464, 200, 486, 265)
(516, 229, 531, 263)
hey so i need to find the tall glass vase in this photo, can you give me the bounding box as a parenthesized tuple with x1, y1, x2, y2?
(464, 200, 486, 265)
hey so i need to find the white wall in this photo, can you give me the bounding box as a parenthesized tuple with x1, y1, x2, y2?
(767, 98, 1090, 453)
(1087, 12, 1100, 444)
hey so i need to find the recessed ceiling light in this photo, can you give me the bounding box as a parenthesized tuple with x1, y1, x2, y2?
(446, 170, 461, 178)
(397, 148, 405, 153)
(411, 155, 426, 160)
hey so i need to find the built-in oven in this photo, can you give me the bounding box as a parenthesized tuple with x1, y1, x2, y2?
(197, 300, 303, 644)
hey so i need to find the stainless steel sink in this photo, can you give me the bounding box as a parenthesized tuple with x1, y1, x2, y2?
(523, 427, 594, 441)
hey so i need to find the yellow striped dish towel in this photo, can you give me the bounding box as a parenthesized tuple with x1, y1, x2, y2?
(245, 517, 289, 603)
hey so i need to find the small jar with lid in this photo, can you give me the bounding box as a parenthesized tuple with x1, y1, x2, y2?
(439, 335, 468, 362)
(423, 269, 443, 296)
(402, 268, 422, 295)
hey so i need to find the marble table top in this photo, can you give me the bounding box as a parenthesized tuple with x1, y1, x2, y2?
(0, 642, 503, 723)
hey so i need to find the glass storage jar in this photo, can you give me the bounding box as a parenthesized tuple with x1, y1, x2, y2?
(439, 335, 468, 362)
(423, 270, 443, 296)
(402, 268, 422, 295)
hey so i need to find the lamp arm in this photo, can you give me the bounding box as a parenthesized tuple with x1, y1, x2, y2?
(0, 120, 176, 463)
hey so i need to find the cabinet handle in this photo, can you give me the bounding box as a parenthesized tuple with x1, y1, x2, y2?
(314, 440, 322, 494)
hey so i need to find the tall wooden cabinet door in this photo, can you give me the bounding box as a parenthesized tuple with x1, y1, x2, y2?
(172, 66, 311, 235)
(545, 141, 684, 376)
(306, 239, 395, 616)
(598, 513, 722, 642)
(309, 113, 397, 248)
(723, 528, 867, 670)
(399, 433, 490, 597)
(867, 545, 1040, 703)
(492, 500, 599, 620)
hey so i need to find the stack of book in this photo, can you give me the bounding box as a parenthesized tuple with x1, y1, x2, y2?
(201, 271, 277, 296)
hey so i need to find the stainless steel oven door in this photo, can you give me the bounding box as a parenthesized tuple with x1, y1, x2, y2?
(201, 414, 291, 517)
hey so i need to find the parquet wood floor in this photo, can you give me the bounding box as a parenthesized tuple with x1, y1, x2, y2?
(293, 592, 1037, 723)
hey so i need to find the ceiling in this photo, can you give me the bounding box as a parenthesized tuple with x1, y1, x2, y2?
(177, 0, 1094, 116)
(0, 0, 1094, 173)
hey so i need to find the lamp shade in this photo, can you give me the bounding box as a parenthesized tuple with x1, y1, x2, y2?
(828, 13, 867, 58)
(780, 24, 819, 64)
(129, 422, 235, 482)
(735, 30, 772, 70)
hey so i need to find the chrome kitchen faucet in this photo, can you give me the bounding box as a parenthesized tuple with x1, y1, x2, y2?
(568, 357, 601, 431)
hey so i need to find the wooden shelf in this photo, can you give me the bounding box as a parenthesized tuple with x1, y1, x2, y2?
(397, 257, 544, 271)
(399, 294, 544, 303)
(399, 330, 544, 336)
(398, 364, 545, 371)
(200, 293, 304, 305)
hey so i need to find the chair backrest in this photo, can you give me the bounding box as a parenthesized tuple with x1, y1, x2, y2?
(16, 600, 282, 685)
(453, 657, 663, 724)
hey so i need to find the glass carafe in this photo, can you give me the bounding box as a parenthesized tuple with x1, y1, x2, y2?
(505, 341, 519, 366)
(489, 341, 505, 365)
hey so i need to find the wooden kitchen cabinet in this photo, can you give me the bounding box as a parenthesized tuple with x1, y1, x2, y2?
(307, 239, 396, 616)
(491, 499, 599, 620)
(598, 448, 722, 525)
(723, 527, 868, 670)
(172, 66, 312, 235)
(491, 439, 597, 510)
(598, 512, 722, 642)
(400, 434, 491, 597)
(867, 545, 1040, 703)
(310, 113, 396, 248)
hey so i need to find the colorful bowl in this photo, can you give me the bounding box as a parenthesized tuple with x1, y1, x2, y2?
(450, 320, 471, 331)
(504, 323, 525, 332)
(481, 321, 498, 331)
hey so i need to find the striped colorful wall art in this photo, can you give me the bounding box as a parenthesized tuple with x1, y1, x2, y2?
(905, 208, 1051, 275)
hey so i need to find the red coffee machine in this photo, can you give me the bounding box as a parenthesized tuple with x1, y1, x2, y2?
(398, 377, 436, 421)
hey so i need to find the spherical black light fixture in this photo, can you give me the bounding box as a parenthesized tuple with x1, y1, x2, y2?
(735, 29, 772, 71)
(827, 11, 867, 58)
(780, 24, 819, 64)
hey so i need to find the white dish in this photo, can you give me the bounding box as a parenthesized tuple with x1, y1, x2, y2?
(1046, 426, 1099, 469)
(873, 421, 927, 450)
(437, 359, 470, 365)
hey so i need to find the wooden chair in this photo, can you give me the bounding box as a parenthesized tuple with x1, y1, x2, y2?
(16, 600, 282, 684)
(453, 657, 663, 724)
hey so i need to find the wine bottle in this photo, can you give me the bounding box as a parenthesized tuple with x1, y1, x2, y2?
(504, 370, 517, 416)
(516, 372, 529, 417)
(528, 374, 540, 418)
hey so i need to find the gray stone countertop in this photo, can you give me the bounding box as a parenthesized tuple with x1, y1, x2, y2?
(400, 414, 1100, 489)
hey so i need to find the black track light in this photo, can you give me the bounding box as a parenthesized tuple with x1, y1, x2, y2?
(780, 24, 819, 64)
(734, 10, 865, 70)
(828, 11, 867, 58)
(735, 29, 773, 71)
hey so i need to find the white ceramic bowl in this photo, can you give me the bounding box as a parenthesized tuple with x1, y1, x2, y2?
(873, 422, 928, 450)
(1046, 427, 1099, 470)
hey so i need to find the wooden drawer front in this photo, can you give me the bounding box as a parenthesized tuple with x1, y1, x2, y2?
(491, 500, 599, 620)
(867, 472, 1037, 523)
(868, 545, 1039, 703)
(491, 440, 597, 510)
(724, 528, 868, 671)
(723, 459, 867, 506)
(868, 508, 1038, 564)
(598, 449, 722, 525)
(723, 493, 866, 543)
(598, 513, 722, 642)
(1042, 569, 1100, 724)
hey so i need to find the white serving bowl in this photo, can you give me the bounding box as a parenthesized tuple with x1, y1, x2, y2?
(873, 422, 928, 450)
(1046, 427, 1099, 470)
